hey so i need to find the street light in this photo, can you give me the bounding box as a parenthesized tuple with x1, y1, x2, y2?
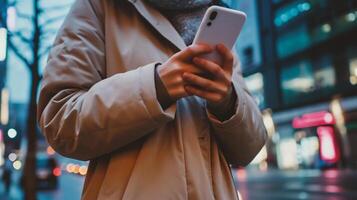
(13, 160, 22, 170)
(0, 28, 7, 61)
(1, 88, 9, 125)
(345, 12, 356, 22)
(322, 24, 332, 33)
(7, 7, 17, 31)
(8, 152, 17, 162)
(7, 128, 17, 139)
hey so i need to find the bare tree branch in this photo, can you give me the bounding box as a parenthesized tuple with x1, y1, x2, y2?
(8, 40, 31, 68)
(10, 31, 33, 46)
(12, 28, 32, 33)
(16, 11, 33, 21)
(39, 45, 53, 58)
(40, 15, 65, 27)
(40, 29, 58, 39)
(39, 3, 72, 12)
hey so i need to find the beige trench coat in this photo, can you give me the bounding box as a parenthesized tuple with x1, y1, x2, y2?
(37, 0, 267, 199)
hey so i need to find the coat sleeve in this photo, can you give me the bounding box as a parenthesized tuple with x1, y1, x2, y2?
(37, 0, 176, 161)
(206, 58, 268, 167)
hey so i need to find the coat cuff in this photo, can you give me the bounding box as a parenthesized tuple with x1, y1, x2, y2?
(206, 78, 246, 130)
(139, 63, 177, 124)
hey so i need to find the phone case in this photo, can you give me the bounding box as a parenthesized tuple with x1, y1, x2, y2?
(193, 6, 246, 65)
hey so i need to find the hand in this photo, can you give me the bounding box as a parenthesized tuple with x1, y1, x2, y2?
(157, 44, 213, 101)
(182, 44, 234, 105)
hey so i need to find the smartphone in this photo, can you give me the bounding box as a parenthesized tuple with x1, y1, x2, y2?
(193, 6, 246, 65)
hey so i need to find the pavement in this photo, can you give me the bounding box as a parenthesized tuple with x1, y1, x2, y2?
(0, 170, 84, 200)
(1, 167, 357, 200)
(234, 169, 357, 200)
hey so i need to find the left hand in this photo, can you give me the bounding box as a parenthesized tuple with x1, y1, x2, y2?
(182, 44, 234, 105)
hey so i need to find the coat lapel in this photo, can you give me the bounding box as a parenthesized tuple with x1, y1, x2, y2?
(128, 0, 187, 51)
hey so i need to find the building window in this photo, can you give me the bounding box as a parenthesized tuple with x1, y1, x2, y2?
(232, 0, 262, 72)
(274, 1, 311, 27)
(281, 56, 336, 105)
(276, 24, 311, 58)
(274, 1, 357, 59)
(244, 72, 265, 108)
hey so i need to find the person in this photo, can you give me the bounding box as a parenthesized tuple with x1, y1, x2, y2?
(37, 0, 267, 199)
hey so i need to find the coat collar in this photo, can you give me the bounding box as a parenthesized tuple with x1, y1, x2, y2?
(128, 0, 187, 51)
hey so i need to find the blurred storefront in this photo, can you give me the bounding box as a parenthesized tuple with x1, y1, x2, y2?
(240, 0, 357, 170)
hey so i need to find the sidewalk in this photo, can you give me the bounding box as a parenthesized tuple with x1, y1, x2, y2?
(234, 169, 357, 200)
(0, 171, 84, 200)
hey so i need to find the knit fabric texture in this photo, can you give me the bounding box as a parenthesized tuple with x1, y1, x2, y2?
(145, 0, 215, 45)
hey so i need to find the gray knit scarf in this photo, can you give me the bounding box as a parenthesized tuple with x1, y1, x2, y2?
(145, 0, 215, 45)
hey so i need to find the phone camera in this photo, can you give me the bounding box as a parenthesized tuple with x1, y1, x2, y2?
(209, 11, 217, 20)
(207, 22, 212, 26)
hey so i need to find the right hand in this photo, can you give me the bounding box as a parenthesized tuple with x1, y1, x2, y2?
(157, 44, 213, 101)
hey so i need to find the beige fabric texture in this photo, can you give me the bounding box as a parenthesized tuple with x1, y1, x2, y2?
(37, 0, 267, 199)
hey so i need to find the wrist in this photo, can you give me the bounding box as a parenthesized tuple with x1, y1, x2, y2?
(207, 84, 237, 121)
(154, 63, 175, 110)
(207, 84, 234, 109)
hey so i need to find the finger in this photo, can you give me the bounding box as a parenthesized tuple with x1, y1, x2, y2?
(216, 44, 234, 73)
(182, 73, 226, 94)
(175, 44, 213, 60)
(184, 85, 221, 102)
(192, 57, 227, 82)
(182, 63, 206, 75)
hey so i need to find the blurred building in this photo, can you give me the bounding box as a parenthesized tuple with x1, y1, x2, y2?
(236, 0, 357, 169)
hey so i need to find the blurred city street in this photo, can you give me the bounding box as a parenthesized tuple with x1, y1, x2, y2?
(0, 0, 357, 199)
(2, 165, 357, 200)
(0, 156, 85, 200)
(0, 172, 83, 200)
